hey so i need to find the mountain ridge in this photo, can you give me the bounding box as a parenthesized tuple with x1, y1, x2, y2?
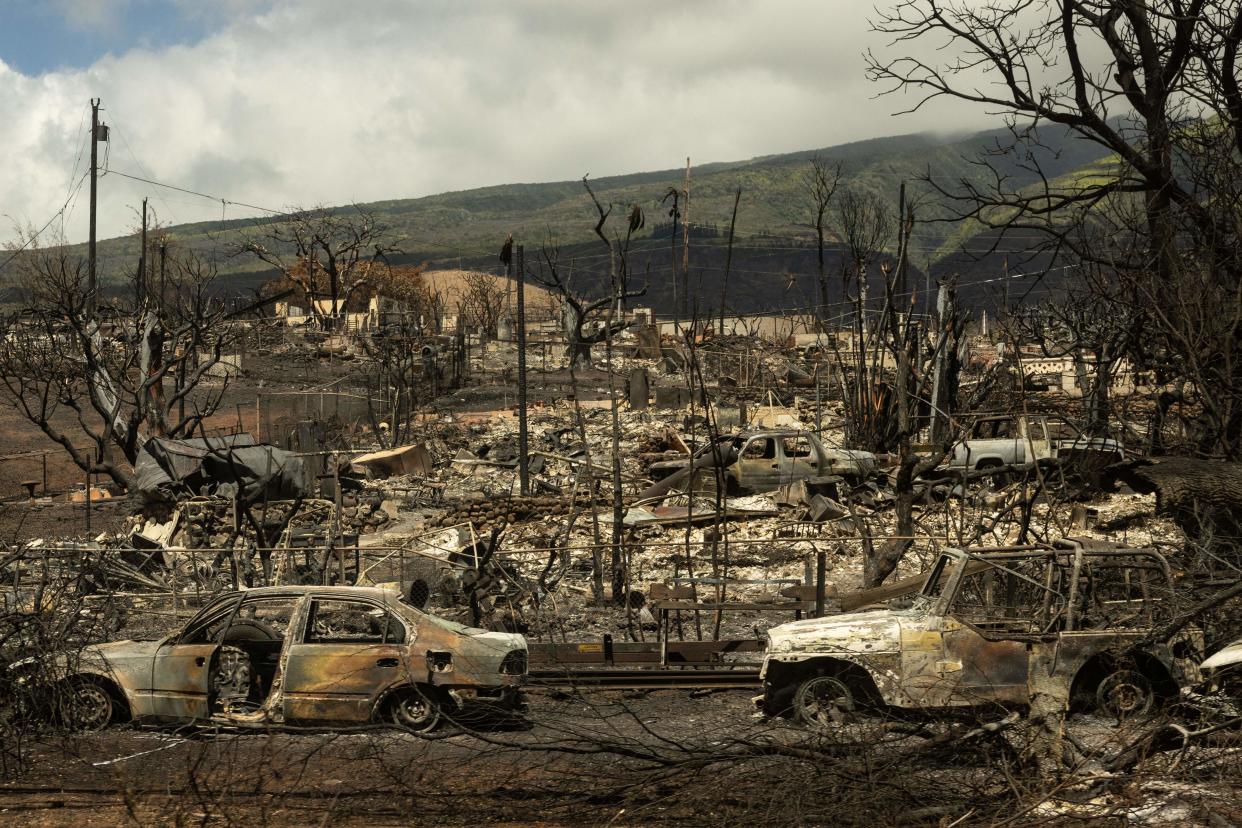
(35, 123, 1111, 313)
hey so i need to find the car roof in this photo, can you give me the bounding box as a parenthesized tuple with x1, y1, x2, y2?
(219, 585, 395, 602)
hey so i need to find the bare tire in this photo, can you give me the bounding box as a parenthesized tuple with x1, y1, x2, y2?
(793, 676, 856, 729)
(976, 460, 1010, 488)
(219, 619, 281, 643)
(61, 680, 114, 731)
(388, 687, 440, 734)
(1097, 669, 1154, 718)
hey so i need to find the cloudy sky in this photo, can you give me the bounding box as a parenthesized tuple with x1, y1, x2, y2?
(0, 0, 999, 245)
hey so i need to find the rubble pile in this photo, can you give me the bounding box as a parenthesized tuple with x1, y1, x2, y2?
(427, 494, 597, 531)
(125, 495, 394, 549)
(182, 500, 242, 549)
(337, 491, 396, 535)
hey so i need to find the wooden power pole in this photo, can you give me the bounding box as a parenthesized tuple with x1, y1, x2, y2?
(88, 98, 104, 314)
(138, 197, 147, 306)
(929, 281, 951, 443)
(681, 158, 691, 323)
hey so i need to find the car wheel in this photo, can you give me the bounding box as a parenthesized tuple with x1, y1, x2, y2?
(219, 619, 281, 643)
(1097, 669, 1154, 718)
(388, 687, 440, 734)
(793, 675, 856, 729)
(976, 461, 1009, 488)
(62, 681, 114, 731)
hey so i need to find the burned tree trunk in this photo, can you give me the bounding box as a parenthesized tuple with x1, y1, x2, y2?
(560, 301, 604, 372)
(1105, 457, 1242, 551)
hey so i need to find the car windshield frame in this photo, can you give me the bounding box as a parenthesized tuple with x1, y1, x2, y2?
(921, 551, 1070, 617)
(691, 435, 737, 458)
(920, 553, 956, 600)
(928, 547, 1176, 637)
(172, 593, 243, 644)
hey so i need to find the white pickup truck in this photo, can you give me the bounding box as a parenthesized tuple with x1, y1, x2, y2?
(948, 415, 1123, 476)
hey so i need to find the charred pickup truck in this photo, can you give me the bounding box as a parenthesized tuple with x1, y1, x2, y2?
(948, 414, 1123, 482)
(760, 540, 1201, 727)
(644, 430, 878, 497)
(20, 585, 527, 733)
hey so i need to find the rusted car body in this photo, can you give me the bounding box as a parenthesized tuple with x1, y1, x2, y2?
(41, 585, 527, 732)
(761, 540, 1201, 725)
(645, 430, 877, 496)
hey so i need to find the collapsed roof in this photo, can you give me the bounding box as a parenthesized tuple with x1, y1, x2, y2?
(135, 434, 306, 504)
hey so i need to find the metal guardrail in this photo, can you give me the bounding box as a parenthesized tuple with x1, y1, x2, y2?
(528, 668, 760, 690)
(528, 637, 765, 690)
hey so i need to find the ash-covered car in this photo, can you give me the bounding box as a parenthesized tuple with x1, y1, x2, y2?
(21, 585, 527, 733)
(645, 430, 878, 496)
(760, 539, 1201, 727)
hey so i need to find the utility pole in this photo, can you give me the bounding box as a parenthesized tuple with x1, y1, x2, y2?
(929, 281, 951, 443)
(88, 98, 107, 315)
(1002, 257, 1010, 313)
(896, 181, 907, 300)
(681, 158, 691, 323)
(516, 243, 530, 496)
(669, 197, 679, 333)
(505, 243, 513, 331)
(925, 257, 932, 316)
(138, 197, 148, 306)
(158, 240, 167, 315)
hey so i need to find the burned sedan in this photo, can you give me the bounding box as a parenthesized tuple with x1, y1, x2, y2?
(760, 540, 1201, 727)
(34, 585, 527, 732)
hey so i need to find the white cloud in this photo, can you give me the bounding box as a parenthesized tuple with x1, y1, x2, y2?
(49, 0, 135, 32)
(0, 0, 1001, 246)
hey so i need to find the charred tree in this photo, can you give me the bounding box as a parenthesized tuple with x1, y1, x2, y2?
(867, 0, 1242, 458)
(239, 205, 401, 329)
(536, 186, 645, 372)
(0, 243, 238, 490)
(801, 155, 843, 329)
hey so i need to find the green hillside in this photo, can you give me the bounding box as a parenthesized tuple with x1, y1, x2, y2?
(66, 124, 1111, 291)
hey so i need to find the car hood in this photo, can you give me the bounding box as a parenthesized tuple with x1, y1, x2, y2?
(824, 449, 876, 463)
(1202, 638, 1242, 672)
(766, 609, 902, 656)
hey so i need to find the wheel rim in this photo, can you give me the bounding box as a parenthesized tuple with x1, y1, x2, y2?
(795, 676, 855, 728)
(66, 684, 112, 731)
(391, 690, 439, 733)
(1097, 670, 1153, 718)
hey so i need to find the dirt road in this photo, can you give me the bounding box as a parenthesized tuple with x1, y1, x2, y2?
(0, 689, 765, 827)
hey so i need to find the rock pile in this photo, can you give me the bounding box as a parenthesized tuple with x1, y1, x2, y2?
(429, 494, 596, 531)
(336, 492, 394, 535)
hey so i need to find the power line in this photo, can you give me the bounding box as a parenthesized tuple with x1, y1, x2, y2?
(58, 103, 91, 236)
(0, 170, 91, 276)
(107, 115, 181, 228)
(100, 168, 286, 217)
